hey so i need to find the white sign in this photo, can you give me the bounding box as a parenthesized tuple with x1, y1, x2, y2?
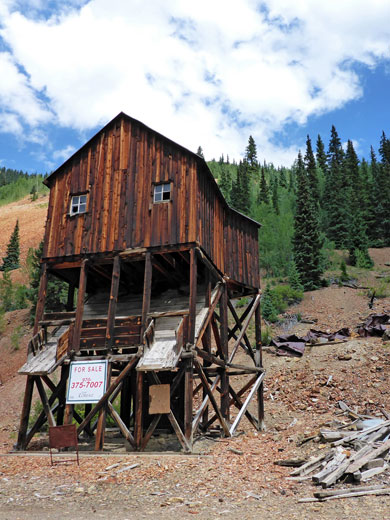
(66, 360, 108, 404)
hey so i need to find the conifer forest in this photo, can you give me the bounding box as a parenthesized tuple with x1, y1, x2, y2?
(208, 126, 390, 290)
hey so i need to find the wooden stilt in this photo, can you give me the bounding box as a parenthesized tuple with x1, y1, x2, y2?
(201, 271, 212, 427)
(134, 371, 143, 449)
(64, 404, 74, 425)
(120, 376, 131, 428)
(184, 358, 194, 446)
(255, 299, 265, 430)
(141, 252, 152, 339)
(220, 284, 229, 420)
(16, 376, 35, 449)
(105, 256, 121, 351)
(56, 365, 69, 426)
(188, 248, 197, 344)
(95, 362, 112, 451)
(72, 259, 88, 355)
(33, 263, 48, 335)
(35, 377, 56, 427)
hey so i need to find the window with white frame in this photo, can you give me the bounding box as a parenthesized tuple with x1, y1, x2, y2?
(70, 194, 87, 216)
(153, 183, 171, 203)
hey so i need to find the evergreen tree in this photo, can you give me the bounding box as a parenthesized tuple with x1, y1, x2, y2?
(196, 146, 204, 159)
(261, 286, 278, 322)
(323, 126, 350, 248)
(316, 134, 327, 175)
(288, 261, 304, 291)
(305, 135, 320, 202)
(272, 178, 279, 215)
(344, 140, 373, 267)
(219, 164, 232, 202)
(27, 241, 68, 321)
(245, 135, 258, 168)
(293, 151, 323, 290)
(257, 167, 269, 204)
(1, 220, 20, 271)
(279, 168, 287, 188)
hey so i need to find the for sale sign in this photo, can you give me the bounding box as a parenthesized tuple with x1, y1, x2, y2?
(66, 360, 108, 404)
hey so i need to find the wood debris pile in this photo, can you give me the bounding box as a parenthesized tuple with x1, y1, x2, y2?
(281, 402, 390, 498)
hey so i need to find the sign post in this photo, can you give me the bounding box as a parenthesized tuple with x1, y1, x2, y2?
(66, 360, 108, 404)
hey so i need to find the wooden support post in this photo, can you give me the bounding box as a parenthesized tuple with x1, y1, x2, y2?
(184, 357, 194, 447)
(95, 362, 112, 451)
(141, 252, 152, 339)
(105, 256, 121, 351)
(66, 282, 75, 312)
(72, 259, 88, 355)
(188, 248, 197, 344)
(201, 270, 212, 426)
(33, 263, 48, 335)
(134, 371, 144, 450)
(255, 299, 264, 430)
(16, 376, 35, 449)
(35, 377, 56, 427)
(64, 404, 74, 425)
(56, 365, 69, 426)
(220, 284, 229, 421)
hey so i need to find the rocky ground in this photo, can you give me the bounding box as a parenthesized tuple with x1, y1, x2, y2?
(0, 249, 390, 519)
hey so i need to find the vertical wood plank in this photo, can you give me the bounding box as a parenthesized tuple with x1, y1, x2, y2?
(220, 284, 229, 420)
(56, 364, 69, 426)
(184, 358, 194, 446)
(141, 252, 152, 338)
(105, 256, 121, 351)
(134, 371, 143, 449)
(188, 248, 197, 344)
(72, 259, 88, 354)
(66, 283, 75, 312)
(255, 298, 264, 430)
(95, 362, 112, 451)
(16, 376, 35, 449)
(33, 263, 48, 335)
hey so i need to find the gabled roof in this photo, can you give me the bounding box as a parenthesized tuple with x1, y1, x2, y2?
(45, 112, 260, 228)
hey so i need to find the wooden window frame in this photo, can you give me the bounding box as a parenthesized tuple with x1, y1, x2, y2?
(69, 193, 88, 216)
(153, 182, 171, 204)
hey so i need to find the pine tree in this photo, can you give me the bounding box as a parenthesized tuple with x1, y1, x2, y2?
(245, 135, 258, 168)
(293, 151, 323, 290)
(288, 261, 303, 291)
(316, 134, 327, 174)
(345, 140, 373, 267)
(219, 164, 232, 202)
(272, 179, 279, 215)
(323, 126, 350, 248)
(261, 286, 278, 322)
(1, 220, 20, 271)
(257, 167, 269, 204)
(305, 135, 319, 202)
(196, 146, 204, 159)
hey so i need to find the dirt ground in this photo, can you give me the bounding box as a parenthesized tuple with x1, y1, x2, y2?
(0, 243, 390, 518)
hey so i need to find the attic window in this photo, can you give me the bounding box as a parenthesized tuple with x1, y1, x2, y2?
(70, 194, 87, 216)
(153, 183, 171, 203)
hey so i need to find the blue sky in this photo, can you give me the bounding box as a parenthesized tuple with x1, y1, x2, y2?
(0, 0, 390, 173)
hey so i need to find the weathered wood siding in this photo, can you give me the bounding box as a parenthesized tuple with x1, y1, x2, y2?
(44, 116, 198, 259)
(196, 165, 259, 289)
(43, 113, 259, 289)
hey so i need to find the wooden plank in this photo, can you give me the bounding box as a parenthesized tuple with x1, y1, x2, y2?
(141, 252, 152, 339)
(107, 401, 136, 448)
(16, 376, 35, 449)
(33, 263, 48, 335)
(188, 247, 197, 344)
(229, 372, 265, 435)
(134, 371, 143, 449)
(193, 359, 230, 437)
(220, 284, 229, 420)
(35, 377, 56, 428)
(105, 256, 121, 351)
(228, 294, 260, 363)
(72, 259, 88, 355)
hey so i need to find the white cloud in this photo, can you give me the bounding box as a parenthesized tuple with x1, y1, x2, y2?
(0, 0, 389, 166)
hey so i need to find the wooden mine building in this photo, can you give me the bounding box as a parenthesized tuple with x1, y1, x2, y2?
(17, 112, 264, 452)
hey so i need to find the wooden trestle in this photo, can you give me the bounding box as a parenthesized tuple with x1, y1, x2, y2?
(16, 246, 264, 452)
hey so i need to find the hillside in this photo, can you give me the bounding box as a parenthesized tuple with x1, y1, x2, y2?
(0, 193, 390, 518)
(0, 194, 48, 283)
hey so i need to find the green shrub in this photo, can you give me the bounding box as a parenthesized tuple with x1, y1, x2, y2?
(0, 310, 6, 334)
(10, 325, 23, 350)
(261, 325, 273, 346)
(354, 249, 374, 269)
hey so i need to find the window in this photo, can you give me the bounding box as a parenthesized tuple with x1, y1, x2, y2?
(153, 183, 171, 203)
(70, 194, 87, 216)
